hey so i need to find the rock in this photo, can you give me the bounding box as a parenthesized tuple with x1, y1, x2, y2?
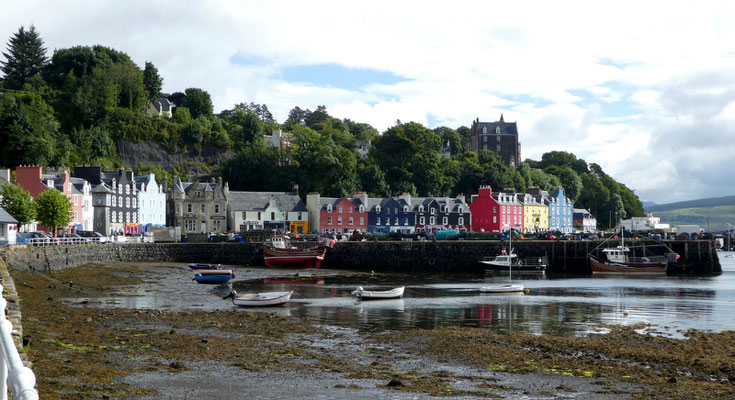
(202, 339, 209, 343)
(169, 329, 176, 334)
(387, 379, 404, 387)
(169, 361, 186, 370)
(668, 376, 677, 383)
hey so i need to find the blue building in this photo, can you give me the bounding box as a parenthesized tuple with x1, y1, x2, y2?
(549, 188, 574, 234)
(367, 195, 416, 233)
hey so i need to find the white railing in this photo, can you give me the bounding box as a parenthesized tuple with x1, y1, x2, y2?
(0, 285, 38, 400)
(21, 236, 155, 246)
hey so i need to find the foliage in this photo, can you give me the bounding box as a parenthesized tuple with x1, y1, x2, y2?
(143, 61, 163, 102)
(1, 25, 47, 89)
(0, 91, 58, 167)
(181, 88, 213, 119)
(0, 183, 36, 225)
(34, 189, 72, 234)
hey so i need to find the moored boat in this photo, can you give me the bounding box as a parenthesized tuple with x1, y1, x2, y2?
(589, 231, 679, 274)
(188, 263, 222, 270)
(480, 283, 525, 293)
(351, 286, 405, 300)
(262, 236, 327, 268)
(193, 273, 232, 284)
(196, 269, 235, 277)
(223, 290, 293, 307)
(481, 253, 547, 273)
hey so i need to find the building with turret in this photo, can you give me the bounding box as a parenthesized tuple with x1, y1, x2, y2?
(168, 177, 229, 234)
(466, 115, 521, 166)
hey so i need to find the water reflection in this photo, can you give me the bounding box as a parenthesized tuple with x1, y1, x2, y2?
(64, 253, 735, 337)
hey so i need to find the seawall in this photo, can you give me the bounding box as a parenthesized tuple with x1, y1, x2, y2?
(4, 239, 721, 275)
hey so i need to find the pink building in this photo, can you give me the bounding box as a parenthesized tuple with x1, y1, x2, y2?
(469, 186, 523, 232)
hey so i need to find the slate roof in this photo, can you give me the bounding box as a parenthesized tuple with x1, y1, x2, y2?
(154, 98, 173, 112)
(229, 191, 306, 212)
(0, 207, 18, 224)
(475, 114, 518, 135)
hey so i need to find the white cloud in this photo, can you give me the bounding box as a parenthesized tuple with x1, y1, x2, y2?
(4, 1, 735, 202)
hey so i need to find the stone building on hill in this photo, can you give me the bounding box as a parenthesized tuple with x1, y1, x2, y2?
(466, 114, 521, 167)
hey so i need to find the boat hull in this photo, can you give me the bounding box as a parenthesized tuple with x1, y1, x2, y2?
(480, 284, 525, 293)
(188, 263, 222, 270)
(231, 291, 293, 307)
(481, 262, 546, 273)
(262, 243, 326, 269)
(589, 255, 667, 274)
(353, 286, 405, 300)
(193, 274, 232, 284)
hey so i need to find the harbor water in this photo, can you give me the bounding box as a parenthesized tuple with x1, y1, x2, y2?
(75, 252, 735, 337)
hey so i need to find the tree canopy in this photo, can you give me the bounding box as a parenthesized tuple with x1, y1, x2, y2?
(0, 183, 36, 225)
(34, 189, 72, 235)
(1, 25, 47, 89)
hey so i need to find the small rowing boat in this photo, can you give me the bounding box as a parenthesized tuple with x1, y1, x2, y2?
(188, 263, 223, 270)
(351, 286, 404, 300)
(193, 273, 232, 284)
(479, 283, 525, 293)
(223, 290, 293, 307)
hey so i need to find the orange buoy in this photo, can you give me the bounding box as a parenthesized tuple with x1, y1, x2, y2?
(524, 289, 530, 294)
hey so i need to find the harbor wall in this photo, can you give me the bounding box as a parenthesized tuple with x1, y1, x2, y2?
(3, 239, 721, 275)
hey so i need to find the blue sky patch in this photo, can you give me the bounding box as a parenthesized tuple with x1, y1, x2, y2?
(280, 64, 406, 90)
(230, 53, 270, 66)
(569, 85, 640, 121)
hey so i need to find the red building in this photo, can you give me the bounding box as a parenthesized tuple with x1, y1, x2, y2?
(15, 166, 83, 234)
(469, 186, 524, 232)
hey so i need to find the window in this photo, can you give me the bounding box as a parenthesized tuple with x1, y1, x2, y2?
(430, 207, 435, 215)
(298, 212, 303, 220)
(125, 185, 130, 195)
(493, 207, 497, 213)
(327, 216, 332, 225)
(497, 136, 501, 143)
(119, 196, 122, 207)
(74, 211, 78, 220)
(482, 127, 487, 134)
(187, 204, 192, 213)
(359, 205, 364, 212)
(483, 135, 487, 142)
(118, 183, 122, 194)
(215, 204, 220, 213)
(327, 204, 333, 212)
(337, 217, 342, 225)
(459, 217, 464, 225)
(271, 212, 275, 220)
(257, 212, 261, 220)
(429, 217, 435, 225)
(201, 204, 205, 213)
(74, 196, 78, 205)
(377, 217, 381, 225)
(419, 205, 424, 212)
(176, 204, 181, 213)
(496, 126, 500, 134)
(394, 217, 399, 225)
(394, 207, 398, 214)
(376, 206, 381, 213)
(339, 206, 343, 213)
(112, 196, 117, 207)
(458, 207, 463, 213)
(242, 212, 246, 219)
(112, 212, 116, 223)
(483, 144, 487, 150)
(126, 197, 131, 208)
(386, 218, 390, 225)
(133, 198, 136, 208)
(349, 217, 353, 225)
(133, 212, 137, 223)
(359, 217, 364, 225)
(403, 206, 408, 212)
(443, 217, 448, 225)
(420, 216, 425, 224)
(348, 206, 353, 213)
(118, 211, 123, 222)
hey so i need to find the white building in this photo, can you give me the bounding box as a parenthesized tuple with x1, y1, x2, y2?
(620, 213, 670, 232)
(263, 129, 291, 148)
(136, 173, 167, 232)
(70, 177, 93, 231)
(228, 191, 309, 234)
(0, 207, 18, 246)
(573, 208, 597, 233)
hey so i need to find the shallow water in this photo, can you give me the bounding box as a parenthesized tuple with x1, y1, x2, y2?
(73, 252, 735, 337)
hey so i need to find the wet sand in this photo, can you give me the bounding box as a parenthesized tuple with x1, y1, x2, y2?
(9, 262, 735, 399)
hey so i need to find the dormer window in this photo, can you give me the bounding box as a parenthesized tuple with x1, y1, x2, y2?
(327, 204, 332, 212)
(403, 206, 408, 212)
(458, 207, 463, 213)
(359, 205, 364, 213)
(376, 206, 381, 213)
(482, 127, 487, 134)
(496, 126, 500, 134)
(430, 207, 436, 215)
(419, 205, 424, 213)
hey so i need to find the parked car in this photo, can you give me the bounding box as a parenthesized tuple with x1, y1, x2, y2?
(77, 230, 108, 243)
(63, 233, 91, 244)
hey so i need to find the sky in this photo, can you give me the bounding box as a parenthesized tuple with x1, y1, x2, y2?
(3, 1, 735, 204)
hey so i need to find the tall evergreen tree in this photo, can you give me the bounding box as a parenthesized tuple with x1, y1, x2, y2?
(1, 25, 47, 89)
(143, 61, 163, 102)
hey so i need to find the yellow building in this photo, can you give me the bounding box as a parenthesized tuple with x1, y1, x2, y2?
(519, 193, 548, 233)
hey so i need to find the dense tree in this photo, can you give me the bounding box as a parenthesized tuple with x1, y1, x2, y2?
(0, 183, 36, 225)
(143, 61, 163, 102)
(69, 125, 117, 166)
(545, 165, 582, 201)
(357, 161, 390, 197)
(168, 91, 186, 107)
(224, 108, 262, 152)
(284, 106, 309, 127)
(1, 25, 47, 89)
(181, 88, 213, 119)
(34, 189, 72, 235)
(343, 119, 379, 142)
(434, 126, 463, 156)
(0, 91, 58, 167)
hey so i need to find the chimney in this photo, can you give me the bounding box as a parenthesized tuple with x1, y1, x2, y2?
(352, 191, 368, 208)
(398, 192, 411, 205)
(456, 193, 465, 204)
(292, 183, 299, 196)
(478, 185, 493, 198)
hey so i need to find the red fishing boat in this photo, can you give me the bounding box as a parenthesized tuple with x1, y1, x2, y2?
(262, 236, 328, 268)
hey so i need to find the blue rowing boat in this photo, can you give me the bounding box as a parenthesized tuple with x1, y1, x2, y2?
(193, 270, 234, 284)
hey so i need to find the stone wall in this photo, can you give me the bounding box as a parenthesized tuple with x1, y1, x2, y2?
(3, 240, 721, 275)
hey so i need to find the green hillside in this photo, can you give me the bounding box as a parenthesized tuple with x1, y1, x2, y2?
(646, 196, 735, 212)
(653, 205, 735, 231)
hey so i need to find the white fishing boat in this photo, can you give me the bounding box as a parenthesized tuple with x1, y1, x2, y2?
(351, 286, 405, 300)
(480, 228, 525, 293)
(223, 290, 293, 307)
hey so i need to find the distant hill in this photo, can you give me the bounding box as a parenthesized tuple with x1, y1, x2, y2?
(641, 200, 658, 208)
(646, 196, 735, 212)
(645, 196, 735, 231)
